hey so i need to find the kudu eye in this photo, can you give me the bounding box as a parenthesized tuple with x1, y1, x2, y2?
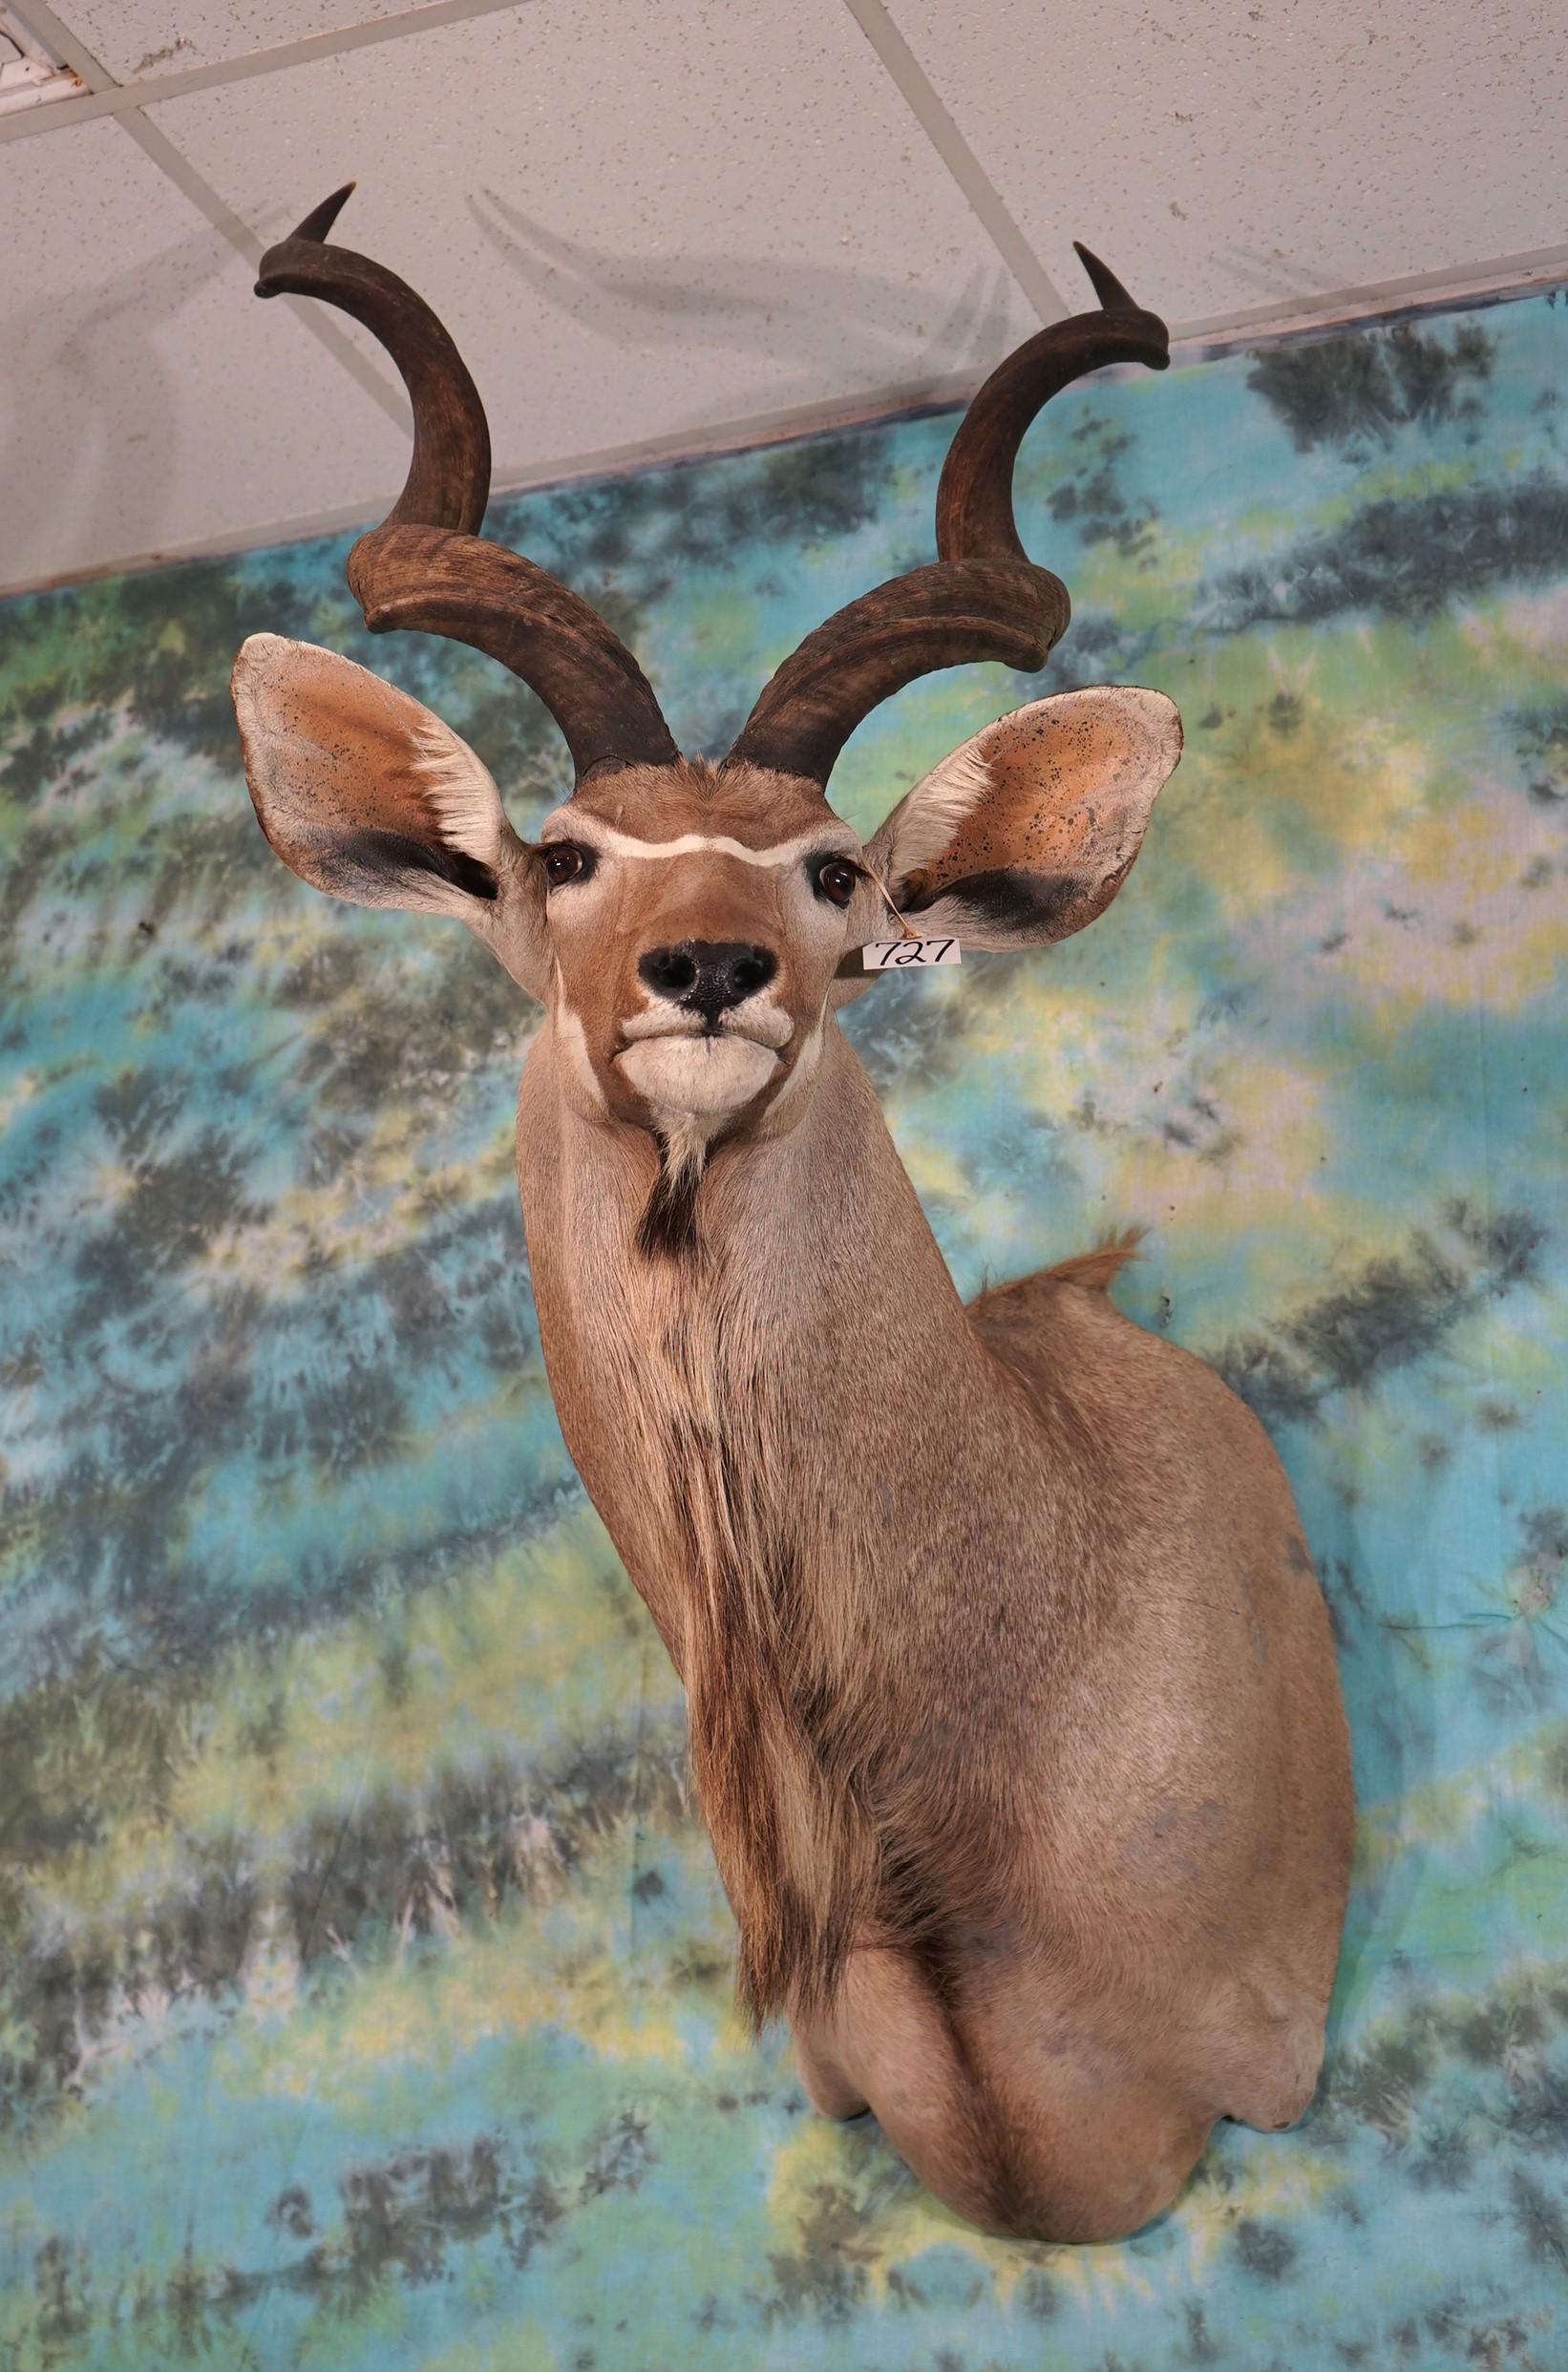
(542, 843, 592, 887)
(813, 857, 861, 908)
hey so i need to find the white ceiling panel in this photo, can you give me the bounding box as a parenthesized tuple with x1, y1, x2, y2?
(144, 0, 1041, 493)
(885, 0, 1568, 329)
(2, 0, 1562, 591)
(0, 116, 408, 590)
(57, 0, 413, 82)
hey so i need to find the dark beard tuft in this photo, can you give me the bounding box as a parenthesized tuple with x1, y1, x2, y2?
(635, 1135, 705, 1261)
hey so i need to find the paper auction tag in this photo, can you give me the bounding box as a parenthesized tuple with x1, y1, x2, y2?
(860, 937, 963, 970)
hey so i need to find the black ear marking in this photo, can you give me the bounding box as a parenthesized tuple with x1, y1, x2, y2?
(910, 868, 1083, 935)
(332, 827, 498, 901)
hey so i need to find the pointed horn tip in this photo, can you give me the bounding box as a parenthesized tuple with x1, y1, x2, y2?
(1070, 239, 1171, 362)
(290, 180, 357, 244)
(254, 182, 357, 297)
(1071, 240, 1139, 309)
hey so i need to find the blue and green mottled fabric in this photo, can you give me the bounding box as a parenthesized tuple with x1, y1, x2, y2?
(2, 286, 1566, 2372)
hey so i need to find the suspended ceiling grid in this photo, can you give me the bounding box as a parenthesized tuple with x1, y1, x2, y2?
(2, 0, 1565, 596)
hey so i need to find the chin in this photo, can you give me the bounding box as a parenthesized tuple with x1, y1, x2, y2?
(616, 1035, 780, 1120)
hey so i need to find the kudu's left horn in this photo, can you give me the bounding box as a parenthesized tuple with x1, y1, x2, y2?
(725, 244, 1170, 790)
(256, 185, 678, 783)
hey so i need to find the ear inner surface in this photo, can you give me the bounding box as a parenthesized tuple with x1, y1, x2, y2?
(232, 633, 510, 913)
(873, 686, 1182, 950)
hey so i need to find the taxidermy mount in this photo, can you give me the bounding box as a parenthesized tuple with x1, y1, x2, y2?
(232, 187, 1352, 2244)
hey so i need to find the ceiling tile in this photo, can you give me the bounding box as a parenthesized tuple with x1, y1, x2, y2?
(0, 116, 408, 590)
(145, 0, 1040, 490)
(57, 0, 412, 82)
(885, 0, 1568, 328)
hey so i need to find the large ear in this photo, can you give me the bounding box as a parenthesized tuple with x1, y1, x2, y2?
(233, 632, 523, 917)
(232, 634, 548, 997)
(864, 687, 1181, 950)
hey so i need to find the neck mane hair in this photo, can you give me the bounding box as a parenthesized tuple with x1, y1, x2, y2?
(607, 1122, 879, 2023)
(544, 1027, 1007, 2025)
(634, 1128, 710, 1263)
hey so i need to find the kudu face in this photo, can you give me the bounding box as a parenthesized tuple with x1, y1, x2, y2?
(232, 188, 1180, 1179)
(535, 761, 879, 1141)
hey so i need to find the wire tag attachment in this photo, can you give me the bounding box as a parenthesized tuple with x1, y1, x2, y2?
(861, 937, 963, 970)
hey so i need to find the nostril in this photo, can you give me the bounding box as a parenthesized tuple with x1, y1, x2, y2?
(641, 940, 778, 1016)
(639, 945, 698, 997)
(731, 946, 777, 1000)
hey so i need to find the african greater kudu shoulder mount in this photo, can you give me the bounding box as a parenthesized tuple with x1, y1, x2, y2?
(234, 190, 1352, 2249)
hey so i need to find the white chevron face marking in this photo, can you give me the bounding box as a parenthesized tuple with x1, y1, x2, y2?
(546, 821, 855, 869)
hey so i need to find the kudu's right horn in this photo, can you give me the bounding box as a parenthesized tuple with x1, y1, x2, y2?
(256, 184, 678, 785)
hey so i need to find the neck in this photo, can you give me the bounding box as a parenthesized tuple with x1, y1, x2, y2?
(519, 1023, 982, 1544)
(514, 1017, 1009, 2020)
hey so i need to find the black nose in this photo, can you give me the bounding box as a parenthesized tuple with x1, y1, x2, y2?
(638, 939, 778, 1025)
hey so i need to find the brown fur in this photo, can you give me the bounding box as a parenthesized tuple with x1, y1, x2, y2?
(1038, 1226, 1145, 1293)
(519, 1028, 1352, 2241)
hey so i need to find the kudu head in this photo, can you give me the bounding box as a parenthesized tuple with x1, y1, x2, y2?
(234, 189, 1183, 1171)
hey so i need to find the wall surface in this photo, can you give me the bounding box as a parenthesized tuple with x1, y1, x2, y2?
(2, 287, 1566, 2371)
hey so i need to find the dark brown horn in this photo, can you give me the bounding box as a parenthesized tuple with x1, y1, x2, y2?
(256, 188, 678, 782)
(936, 244, 1169, 562)
(725, 244, 1169, 788)
(256, 181, 490, 534)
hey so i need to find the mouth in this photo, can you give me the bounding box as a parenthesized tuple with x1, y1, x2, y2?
(614, 1030, 781, 1117)
(619, 1006, 793, 1051)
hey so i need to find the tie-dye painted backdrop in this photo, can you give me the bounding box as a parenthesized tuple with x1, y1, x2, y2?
(3, 284, 1566, 2372)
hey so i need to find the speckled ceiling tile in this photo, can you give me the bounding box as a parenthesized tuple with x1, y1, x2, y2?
(0, 116, 408, 590)
(883, 0, 1568, 325)
(59, 0, 415, 83)
(144, 0, 1042, 486)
